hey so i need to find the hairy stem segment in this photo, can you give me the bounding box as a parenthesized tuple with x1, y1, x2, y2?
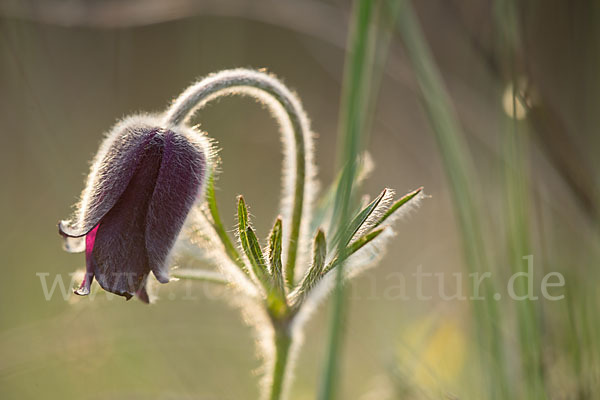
(164, 69, 314, 288)
(268, 321, 293, 400)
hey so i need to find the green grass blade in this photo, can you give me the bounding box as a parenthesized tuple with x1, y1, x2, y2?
(312, 155, 372, 235)
(319, 1, 379, 398)
(395, 0, 509, 397)
(494, 0, 546, 397)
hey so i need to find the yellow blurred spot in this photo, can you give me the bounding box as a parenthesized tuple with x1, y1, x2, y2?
(397, 315, 466, 392)
(415, 319, 465, 387)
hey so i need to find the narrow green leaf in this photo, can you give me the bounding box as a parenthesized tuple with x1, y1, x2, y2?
(312, 230, 327, 275)
(246, 227, 266, 265)
(323, 227, 385, 275)
(345, 188, 386, 241)
(238, 196, 269, 288)
(237, 195, 249, 232)
(206, 175, 246, 271)
(295, 230, 328, 305)
(247, 227, 269, 278)
(373, 187, 423, 228)
(331, 188, 387, 250)
(268, 218, 286, 300)
(347, 227, 384, 256)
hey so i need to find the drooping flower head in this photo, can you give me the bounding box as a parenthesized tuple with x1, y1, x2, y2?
(59, 115, 209, 302)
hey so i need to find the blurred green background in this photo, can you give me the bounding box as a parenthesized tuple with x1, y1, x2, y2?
(1, 1, 598, 399)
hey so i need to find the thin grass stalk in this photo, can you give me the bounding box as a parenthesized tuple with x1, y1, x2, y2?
(318, 1, 377, 399)
(503, 92, 546, 399)
(494, 0, 547, 397)
(395, 1, 509, 397)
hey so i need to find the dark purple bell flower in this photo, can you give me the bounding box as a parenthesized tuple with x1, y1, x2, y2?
(59, 115, 208, 303)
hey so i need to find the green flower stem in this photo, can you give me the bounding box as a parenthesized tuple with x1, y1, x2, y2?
(268, 321, 293, 400)
(164, 69, 312, 288)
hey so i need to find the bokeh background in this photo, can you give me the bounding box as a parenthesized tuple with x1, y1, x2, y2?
(1, 1, 598, 399)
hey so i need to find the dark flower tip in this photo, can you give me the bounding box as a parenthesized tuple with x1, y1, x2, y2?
(59, 115, 209, 302)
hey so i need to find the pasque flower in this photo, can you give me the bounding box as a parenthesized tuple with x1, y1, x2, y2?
(57, 69, 424, 400)
(59, 115, 208, 303)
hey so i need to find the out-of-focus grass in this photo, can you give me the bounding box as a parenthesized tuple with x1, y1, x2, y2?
(318, 1, 407, 399)
(395, 1, 508, 397)
(495, 0, 545, 398)
(319, 1, 376, 398)
(395, 0, 600, 399)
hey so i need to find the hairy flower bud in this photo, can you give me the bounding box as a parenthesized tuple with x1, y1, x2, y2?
(59, 115, 208, 302)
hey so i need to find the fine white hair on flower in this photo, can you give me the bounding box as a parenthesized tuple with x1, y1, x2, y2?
(60, 114, 163, 253)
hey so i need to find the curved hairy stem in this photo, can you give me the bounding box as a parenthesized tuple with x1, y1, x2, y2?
(164, 69, 314, 288)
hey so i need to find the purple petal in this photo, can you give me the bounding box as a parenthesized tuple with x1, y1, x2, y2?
(59, 119, 160, 242)
(136, 284, 150, 304)
(90, 134, 164, 299)
(145, 130, 206, 283)
(74, 224, 99, 296)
